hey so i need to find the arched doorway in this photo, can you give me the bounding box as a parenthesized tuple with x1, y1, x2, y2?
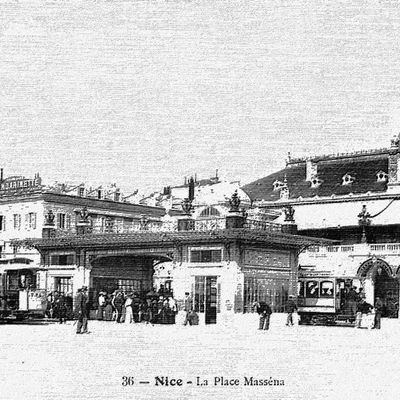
(357, 258, 399, 318)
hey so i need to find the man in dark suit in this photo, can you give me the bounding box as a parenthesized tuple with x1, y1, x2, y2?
(374, 297, 384, 329)
(75, 286, 90, 334)
(256, 301, 272, 330)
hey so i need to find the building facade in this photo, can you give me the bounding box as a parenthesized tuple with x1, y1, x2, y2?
(243, 134, 400, 316)
(0, 173, 169, 311)
(20, 212, 327, 324)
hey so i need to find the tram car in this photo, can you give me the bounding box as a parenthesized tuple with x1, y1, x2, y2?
(0, 266, 47, 321)
(297, 273, 362, 325)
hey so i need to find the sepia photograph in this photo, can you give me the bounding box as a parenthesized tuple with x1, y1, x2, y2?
(0, 1, 400, 399)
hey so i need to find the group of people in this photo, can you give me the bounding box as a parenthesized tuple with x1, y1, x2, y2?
(256, 292, 385, 330)
(255, 295, 298, 330)
(95, 290, 178, 325)
(46, 291, 73, 324)
(354, 297, 384, 329)
(343, 286, 384, 329)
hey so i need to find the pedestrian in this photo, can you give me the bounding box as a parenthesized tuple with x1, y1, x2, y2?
(286, 295, 297, 326)
(256, 301, 272, 330)
(112, 291, 124, 323)
(374, 297, 384, 329)
(183, 292, 193, 326)
(346, 287, 358, 317)
(97, 291, 106, 320)
(355, 298, 373, 329)
(75, 286, 90, 334)
(56, 293, 67, 324)
(124, 294, 133, 324)
(104, 295, 113, 321)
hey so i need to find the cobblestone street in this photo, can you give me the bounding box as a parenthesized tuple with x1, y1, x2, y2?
(1, 314, 399, 400)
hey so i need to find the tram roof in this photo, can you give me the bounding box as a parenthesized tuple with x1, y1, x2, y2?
(13, 228, 335, 251)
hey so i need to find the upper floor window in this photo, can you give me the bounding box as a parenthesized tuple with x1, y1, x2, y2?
(272, 180, 284, 191)
(376, 171, 388, 183)
(58, 213, 66, 229)
(13, 214, 21, 230)
(190, 249, 222, 263)
(0, 215, 5, 231)
(50, 254, 75, 265)
(342, 173, 355, 185)
(78, 187, 85, 197)
(28, 212, 37, 230)
(310, 176, 323, 188)
(199, 207, 220, 218)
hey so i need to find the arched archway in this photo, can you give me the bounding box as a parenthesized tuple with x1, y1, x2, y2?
(357, 258, 399, 318)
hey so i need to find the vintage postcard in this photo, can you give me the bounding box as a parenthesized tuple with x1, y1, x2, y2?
(0, 1, 399, 399)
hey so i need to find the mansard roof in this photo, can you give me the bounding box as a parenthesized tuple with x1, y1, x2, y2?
(243, 151, 389, 202)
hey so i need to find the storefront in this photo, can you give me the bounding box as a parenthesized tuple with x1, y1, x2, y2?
(17, 227, 329, 324)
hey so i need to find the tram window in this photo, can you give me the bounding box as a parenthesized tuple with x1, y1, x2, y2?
(320, 281, 334, 297)
(298, 281, 305, 297)
(305, 281, 319, 298)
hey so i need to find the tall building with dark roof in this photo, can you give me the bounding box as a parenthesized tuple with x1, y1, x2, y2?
(242, 134, 400, 317)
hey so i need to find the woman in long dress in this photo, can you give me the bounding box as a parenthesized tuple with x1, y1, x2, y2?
(124, 295, 133, 324)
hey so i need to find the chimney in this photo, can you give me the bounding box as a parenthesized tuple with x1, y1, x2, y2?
(306, 159, 317, 182)
(188, 177, 195, 201)
(0, 168, 3, 183)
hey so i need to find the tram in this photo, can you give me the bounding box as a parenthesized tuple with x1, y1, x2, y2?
(0, 264, 47, 321)
(297, 273, 362, 325)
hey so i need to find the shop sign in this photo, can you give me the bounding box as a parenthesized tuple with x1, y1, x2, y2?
(0, 175, 42, 192)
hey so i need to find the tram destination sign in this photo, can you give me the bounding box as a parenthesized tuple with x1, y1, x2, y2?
(0, 174, 42, 192)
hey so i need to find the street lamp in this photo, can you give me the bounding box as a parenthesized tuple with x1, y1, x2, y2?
(358, 205, 371, 244)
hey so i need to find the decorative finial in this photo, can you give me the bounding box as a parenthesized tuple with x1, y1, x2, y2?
(79, 206, 90, 223)
(229, 190, 241, 212)
(283, 205, 295, 222)
(44, 210, 55, 226)
(181, 198, 193, 215)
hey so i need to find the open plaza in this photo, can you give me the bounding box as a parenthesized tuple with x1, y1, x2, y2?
(0, 314, 398, 400)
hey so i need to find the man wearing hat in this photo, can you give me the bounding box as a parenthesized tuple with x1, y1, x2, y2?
(286, 295, 298, 326)
(75, 286, 90, 334)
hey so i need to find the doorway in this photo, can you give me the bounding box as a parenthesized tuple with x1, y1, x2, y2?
(194, 276, 219, 324)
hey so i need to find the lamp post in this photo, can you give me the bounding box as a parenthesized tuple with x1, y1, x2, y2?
(358, 205, 371, 244)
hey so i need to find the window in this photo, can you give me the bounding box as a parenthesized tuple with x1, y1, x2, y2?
(104, 217, 114, 233)
(376, 171, 388, 183)
(199, 207, 220, 218)
(310, 176, 323, 188)
(28, 213, 36, 230)
(0, 215, 5, 231)
(79, 187, 85, 197)
(58, 213, 66, 229)
(320, 281, 334, 297)
(305, 280, 319, 298)
(13, 214, 21, 230)
(272, 180, 284, 191)
(97, 190, 102, 199)
(66, 214, 72, 230)
(190, 249, 222, 263)
(55, 277, 73, 295)
(298, 281, 305, 297)
(50, 254, 75, 265)
(342, 173, 355, 185)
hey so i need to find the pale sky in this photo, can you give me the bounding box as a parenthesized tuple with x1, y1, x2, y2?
(1, 0, 400, 194)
